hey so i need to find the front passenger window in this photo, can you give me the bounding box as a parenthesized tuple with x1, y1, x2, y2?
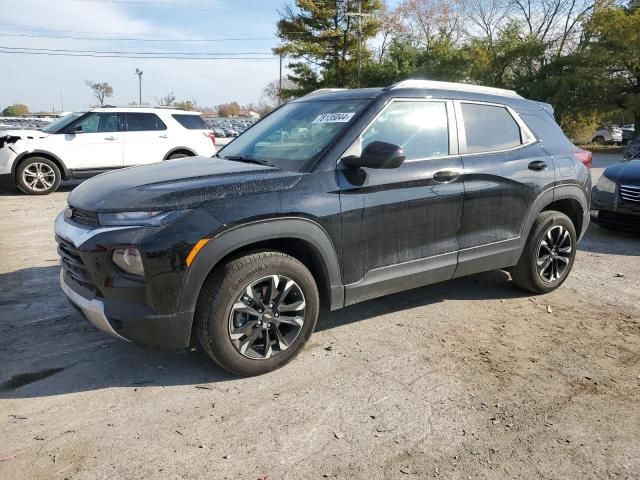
(360, 101, 449, 160)
(74, 113, 119, 133)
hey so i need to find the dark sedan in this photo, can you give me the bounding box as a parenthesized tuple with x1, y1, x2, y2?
(591, 150, 640, 230)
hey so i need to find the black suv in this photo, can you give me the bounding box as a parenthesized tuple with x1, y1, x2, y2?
(54, 80, 592, 376)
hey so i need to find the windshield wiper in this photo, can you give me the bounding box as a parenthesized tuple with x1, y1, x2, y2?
(220, 154, 273, 167)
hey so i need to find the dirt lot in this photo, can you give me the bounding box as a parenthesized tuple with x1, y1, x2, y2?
(1, 153, 639, 480)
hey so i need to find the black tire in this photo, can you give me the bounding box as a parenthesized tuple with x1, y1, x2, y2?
(167, 152, 191, 160)
(510, 211, 577, 294)
(195, 251, 319, 376)
(593, 136, 605, 145)
(16, 156, 62, 195)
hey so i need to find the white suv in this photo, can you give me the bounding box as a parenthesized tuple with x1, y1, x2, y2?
(0, 107, 216, 195)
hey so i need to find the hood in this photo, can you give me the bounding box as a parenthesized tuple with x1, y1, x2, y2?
(68, 156, 303, 212)
(0, 129, 48, 140)
(604, 158, 640, 185)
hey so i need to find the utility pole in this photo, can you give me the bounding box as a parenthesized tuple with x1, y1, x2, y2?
(279, 53, 284, 106)
(346, 1, 371, 88)
(135, 68, 143, 105)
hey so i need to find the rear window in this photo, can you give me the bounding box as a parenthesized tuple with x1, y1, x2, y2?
(125, 113, 166, 131)
(461, 103, 522, 154)
(173, 114, 208, 130)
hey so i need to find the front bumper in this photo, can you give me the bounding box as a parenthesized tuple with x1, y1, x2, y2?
(591, 185, 640, 231)
(54, 212, 201, 350)
(60, 271, 129, 342)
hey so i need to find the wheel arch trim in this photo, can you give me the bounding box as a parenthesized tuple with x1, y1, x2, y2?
(177, 217, 344, 316)
(12, 150, 70, 178)
(515, 184, 589, 260)
(163, 147, 197, 160)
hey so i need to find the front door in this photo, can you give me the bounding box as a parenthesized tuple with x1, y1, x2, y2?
(64, 112, 123, 170)
(337, 99, 464, 305)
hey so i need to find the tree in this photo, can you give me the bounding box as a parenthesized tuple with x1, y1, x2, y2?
(274, 0, 383, 95)
(157, 92, 176, 106)
(217, 102, 241, 117)
(262, 77, 297, 106)
(173, 100, 197, 111)
(2, 104, 29, 117)
(85, 80, 113, 107)
(583, 3, 640, 128)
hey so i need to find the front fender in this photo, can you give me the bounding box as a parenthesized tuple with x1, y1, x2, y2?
(177, 217, 344, 316)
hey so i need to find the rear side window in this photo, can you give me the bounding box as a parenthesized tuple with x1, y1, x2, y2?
(125, 113, 166, 131)
(461, 103, 522, 154)
(172, 114, 208, 130)
(361, 101, 449, 160)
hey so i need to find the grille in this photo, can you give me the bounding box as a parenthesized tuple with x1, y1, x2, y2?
(67, 207, 99, 227)
(620, 185, 640, 203)
(56, 235, 96, 296)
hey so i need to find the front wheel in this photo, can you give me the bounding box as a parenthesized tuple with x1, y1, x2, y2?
(195, 251, 319, 376)
(510, 211, 577, 294)
(16, 157, 61, 195)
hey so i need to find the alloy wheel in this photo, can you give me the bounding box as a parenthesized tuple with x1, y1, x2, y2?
(536, 225, 572, 283)
(22, 162, 56, 192)
(228, 275, 306, 360)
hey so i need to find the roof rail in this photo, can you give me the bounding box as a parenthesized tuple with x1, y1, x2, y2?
(386, 79, 522, 99)
(304, 88, 348, 97)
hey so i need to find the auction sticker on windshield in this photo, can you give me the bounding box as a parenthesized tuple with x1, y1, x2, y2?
(312, 112, 356, 124)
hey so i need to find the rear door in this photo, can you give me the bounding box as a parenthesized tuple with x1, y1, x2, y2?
(63, 112, 123, 169)
(454, 100, 555, 276)
(121, 112, 169, 166)
(338, 99, 464, 304)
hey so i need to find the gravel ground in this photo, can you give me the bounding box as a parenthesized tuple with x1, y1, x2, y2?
(1, 153, 639, 480)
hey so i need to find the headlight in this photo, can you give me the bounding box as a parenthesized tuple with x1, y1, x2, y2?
(112, 247, 145, 276)
(98, 210, 185, 226)
(596, 175, 617, 194)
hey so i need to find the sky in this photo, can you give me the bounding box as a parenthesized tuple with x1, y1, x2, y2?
(0, 0, 294, 112)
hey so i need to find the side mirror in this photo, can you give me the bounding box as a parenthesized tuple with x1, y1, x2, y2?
(342, 141, 405, 169)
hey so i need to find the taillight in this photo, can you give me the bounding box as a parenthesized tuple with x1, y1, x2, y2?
(204, 131, 215, 146)
(573, 149, 592, 169)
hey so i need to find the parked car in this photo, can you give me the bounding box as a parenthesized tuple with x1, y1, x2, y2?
(592, 125, 623, 144)
(54, 79, 591, 375)
(622, 125, 635, 144)
(0, 107, 216, 195)
(0, 116, 53, 131)
(623, 134, 640, 160)
(591, 149, 640, 230)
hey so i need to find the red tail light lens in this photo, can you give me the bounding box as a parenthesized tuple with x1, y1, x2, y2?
(573, 149, 592, 169)
(204, 131, 215, 146)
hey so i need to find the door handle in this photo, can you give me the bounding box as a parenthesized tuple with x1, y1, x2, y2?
(528, 160, 547, 171)
(159, 134, 169, 139)
(433, 170, 460, 183)
(104, 136, 117, 141)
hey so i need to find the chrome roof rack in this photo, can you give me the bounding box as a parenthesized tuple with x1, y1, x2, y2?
(304, 88, 348, 97)
(386, 79, 522, 99)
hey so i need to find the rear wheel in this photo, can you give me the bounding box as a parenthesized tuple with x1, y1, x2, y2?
(195, 251, 319, 376)
(593, 136, 605, 145)
(16, 157, 61, 195)
(510, 211, 577, 294)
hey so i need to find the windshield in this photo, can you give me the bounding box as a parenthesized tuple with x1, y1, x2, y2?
(218, 99, 366, 171)
(42, 112, 85, 133)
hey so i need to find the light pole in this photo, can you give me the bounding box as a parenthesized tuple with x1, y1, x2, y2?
(135, 68, 143, 105)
